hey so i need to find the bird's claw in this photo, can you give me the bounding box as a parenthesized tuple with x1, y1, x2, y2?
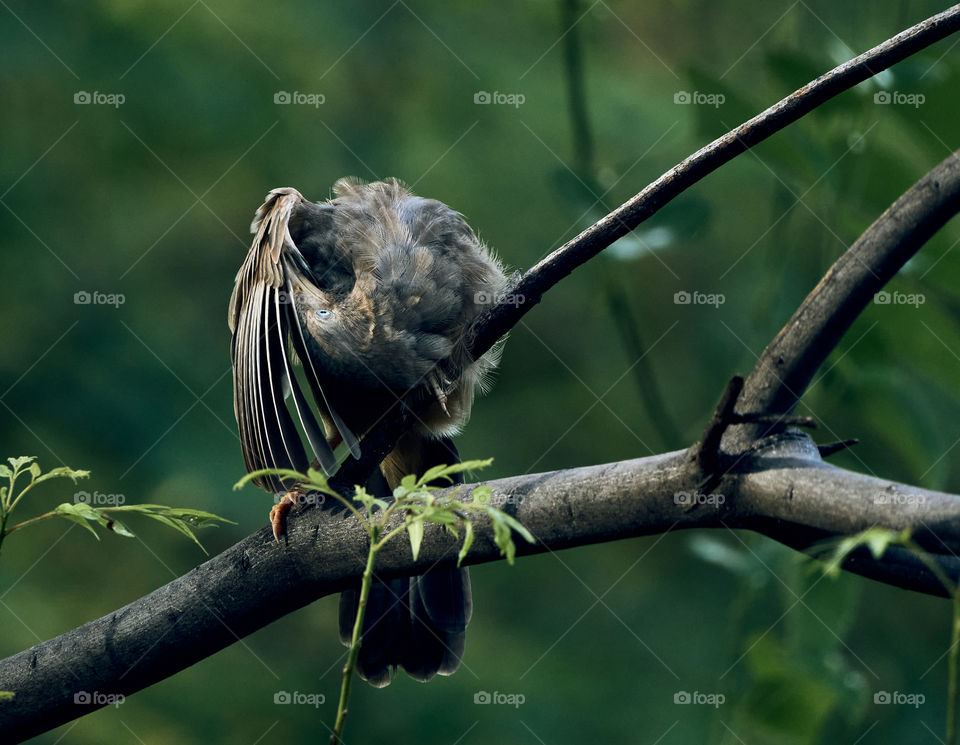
(270, 492, 297, 541)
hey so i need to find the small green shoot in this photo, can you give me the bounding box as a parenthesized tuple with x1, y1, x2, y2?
(0, 456, 233, 558)
(814, 527, 959, 744)
(234, 458, 533, 745)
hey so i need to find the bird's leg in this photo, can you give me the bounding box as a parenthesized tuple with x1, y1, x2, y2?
(269, 487, 306, 541)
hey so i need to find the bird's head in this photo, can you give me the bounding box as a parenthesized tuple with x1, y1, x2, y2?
(288, 270, 381, 385)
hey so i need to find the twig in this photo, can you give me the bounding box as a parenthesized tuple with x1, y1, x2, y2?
(695, 376, 744, 479)
(331, 537, 377, 745)
(818, 439, 859, 458)
(468, 6, 960, 362)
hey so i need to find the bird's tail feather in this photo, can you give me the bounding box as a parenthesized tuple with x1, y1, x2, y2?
(338, 437, 472, 686)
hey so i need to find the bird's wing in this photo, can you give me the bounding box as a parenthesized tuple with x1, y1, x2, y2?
(281, 270, 362, 460)
(229, 188, 356, 489)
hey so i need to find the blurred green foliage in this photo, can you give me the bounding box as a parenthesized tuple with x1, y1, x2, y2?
(1, 1, 959, 743)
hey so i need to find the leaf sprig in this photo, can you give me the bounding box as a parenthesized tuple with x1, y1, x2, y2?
(814, 527, 960, 743)
(234, 457, 533, 745)
(234, 458, 533, 564)
(0, 456, 233, 557)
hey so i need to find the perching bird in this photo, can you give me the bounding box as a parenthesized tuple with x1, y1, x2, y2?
(228, 178, 507, 686)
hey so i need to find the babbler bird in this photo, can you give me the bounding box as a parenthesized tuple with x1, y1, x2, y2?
(228, 178, 507, 686)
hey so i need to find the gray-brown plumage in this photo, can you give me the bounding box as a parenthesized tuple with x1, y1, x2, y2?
(228, 177, 506, 686)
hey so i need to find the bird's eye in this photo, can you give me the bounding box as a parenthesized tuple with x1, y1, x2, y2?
(316, 309, 331, 318)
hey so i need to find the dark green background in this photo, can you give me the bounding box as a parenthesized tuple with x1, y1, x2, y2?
(2, 1, 959, 743)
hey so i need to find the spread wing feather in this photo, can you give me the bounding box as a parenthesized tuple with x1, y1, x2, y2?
(229, 188, 359, 489)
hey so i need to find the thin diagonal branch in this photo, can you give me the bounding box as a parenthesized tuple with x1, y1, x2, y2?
(336, 5, 960, 490)
(469, 5, 960, 361)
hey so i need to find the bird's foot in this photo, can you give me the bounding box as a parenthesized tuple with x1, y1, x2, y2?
(270, 491, 299, 541)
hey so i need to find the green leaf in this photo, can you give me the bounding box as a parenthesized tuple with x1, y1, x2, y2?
(415, 459, 493, 488)
(7, 456, 35, 471)
(417, 506, 457, 525)
(233, 468, 305, 490)
(407, 518, 424, 561)
(815, 527, 909, 579)
(492, 509, 535, 544)
(53, 502, 131, 539)
(27, 462, 41, 480)
(472, 485, 492, 504)
(105, 518, 136, 538)
(138, 512, 205, 551)
(863, 527, 904, 558)
(457, 520, 475, 566)
(491, 513, 515, 564)
(34, 466, 91, 485)
(53, 503, 101, 540)
(54, 502, 99, 519)
(303, 468, 338, 496)
(0, 465, 10, 478)
(131, 506, 234, 527)
(50, 502, 231, 552)
(419, 464, 454, 485)
(483, 506, 536, 565)
(0, 691, 14, 701)
(305, 466, 327, 484)
(353, 485, 375, 508)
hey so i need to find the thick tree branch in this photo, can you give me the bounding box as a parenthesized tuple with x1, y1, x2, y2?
(2, 434, 960, 742)
(729, 148, 960, 449)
